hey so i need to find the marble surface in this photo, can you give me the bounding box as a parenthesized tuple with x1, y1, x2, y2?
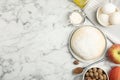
(0, 0, 120, 80)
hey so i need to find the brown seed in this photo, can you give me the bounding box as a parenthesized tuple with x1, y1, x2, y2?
(99, 74, 104, 80)
(73, 60, 79, 65)
(85, 72, 89, 77)
(85, 77, 92, 80)
(92, 78, 96, 80)
(73, 67, 83, 74)
(103, 74, 107, 80)
(93, 68, 97, 72)
(88, 69, 93, 72)
(89, 72, 94, 77)
(98, 68, 103, 74)
(94, 72, 99, 77)
(95, 76, 99, 79)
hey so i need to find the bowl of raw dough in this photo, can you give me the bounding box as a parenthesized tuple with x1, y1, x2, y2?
(69, 25, 107, 63)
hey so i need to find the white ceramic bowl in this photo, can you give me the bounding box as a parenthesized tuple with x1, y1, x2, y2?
(69, 10, 85, 26)
(96, 7, 120, 27)
(82, 67, 109, 80)
(68, 25, 107, 63)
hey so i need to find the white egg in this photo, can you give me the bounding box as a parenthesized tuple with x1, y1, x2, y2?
(102, 3, 116, 14)
(99, 13, 109, 25)
(110, 12, 120, 25)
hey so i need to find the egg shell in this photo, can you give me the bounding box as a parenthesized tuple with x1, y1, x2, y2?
(102, 3, 116, 14)
(110, 12, 120, 25)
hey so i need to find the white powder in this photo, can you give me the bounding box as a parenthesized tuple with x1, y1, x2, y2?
(71, 26, 106, 60)
(69, 11, 84, 25)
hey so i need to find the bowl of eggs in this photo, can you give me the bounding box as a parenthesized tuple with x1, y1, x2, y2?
(97, 3, 120, 27)
(83, 67, 109, 80)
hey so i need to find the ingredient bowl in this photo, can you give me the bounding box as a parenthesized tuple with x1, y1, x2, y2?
(69, 25, 107, 63)
(83, 67, 109, 80)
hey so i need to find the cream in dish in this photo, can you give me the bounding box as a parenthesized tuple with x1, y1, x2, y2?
(70, 26, 106, 60)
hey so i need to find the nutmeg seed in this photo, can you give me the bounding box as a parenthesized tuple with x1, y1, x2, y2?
(89, 72, 93, 77)
(88, 69, 93, 72)
(98, 69, 103, 74)
(73, 67, 83, 74)
(103, 74, 107, 80)
(86, 77, 92, 80)
(99, 74, 104, 80)
(85, 72, 89, 77)
(73, 60, 79, 65)
(93, 68, 97, 72)
(94, 72, 99, 77)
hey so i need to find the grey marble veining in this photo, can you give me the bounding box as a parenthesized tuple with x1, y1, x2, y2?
(0, 0, 119, 80)
(0, 0, 77, 80)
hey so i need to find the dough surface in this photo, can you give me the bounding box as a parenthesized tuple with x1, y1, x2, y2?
(71, 26, 106, 60)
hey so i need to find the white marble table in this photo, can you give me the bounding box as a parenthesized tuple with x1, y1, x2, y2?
(0, 0, 120, 80)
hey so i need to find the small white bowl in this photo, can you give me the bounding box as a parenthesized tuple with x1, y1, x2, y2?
(96, 7, 120, 27)
(82, 67, 109, 80)
(69, 10, 85, 26)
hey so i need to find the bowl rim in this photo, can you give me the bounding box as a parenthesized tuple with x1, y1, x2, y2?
(82, 67, 109, 80)
(68, 25, 107, 63)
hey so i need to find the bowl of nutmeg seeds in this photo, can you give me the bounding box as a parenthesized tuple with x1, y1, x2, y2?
(83, 67, 109, 80)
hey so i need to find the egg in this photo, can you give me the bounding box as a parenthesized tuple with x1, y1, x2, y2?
(99, 13, 109, 26)
(102, 3, 116, 14)
(110, 12, 120, 25)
